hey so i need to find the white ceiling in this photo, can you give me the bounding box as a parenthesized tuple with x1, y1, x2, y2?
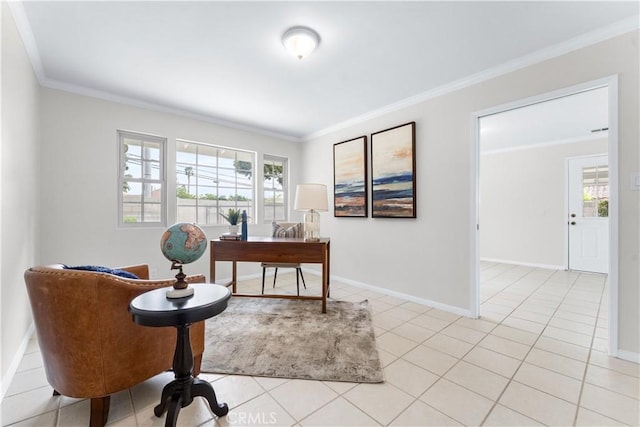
(12, 1, 639, 141)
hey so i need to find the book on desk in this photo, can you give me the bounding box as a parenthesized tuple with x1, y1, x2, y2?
(219, 233, 241, 241)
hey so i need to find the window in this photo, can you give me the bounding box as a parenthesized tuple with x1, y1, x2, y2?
(582, 164, 609, 218)
(118, 130, 166, 226)
(176, 140, 255, 225)
(263, 155, 288, 223)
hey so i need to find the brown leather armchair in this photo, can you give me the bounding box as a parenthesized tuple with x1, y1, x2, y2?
(24, 264, 206, 427)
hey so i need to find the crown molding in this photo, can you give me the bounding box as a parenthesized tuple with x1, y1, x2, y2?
(8, 1, 638, 144)
(41, 78, 301, 142)
(303, 15, 639, 141)
(8, 1, 301, 142)
(8, 1, 46, 84)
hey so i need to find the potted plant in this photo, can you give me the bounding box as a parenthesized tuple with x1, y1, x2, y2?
(220, 208, 241, 234)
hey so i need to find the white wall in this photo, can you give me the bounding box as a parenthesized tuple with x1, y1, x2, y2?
(39, 88, 299, 282)
(303, 31, 639, 356)
(1, 3, 40, 393)
(480, 138, 608, 268)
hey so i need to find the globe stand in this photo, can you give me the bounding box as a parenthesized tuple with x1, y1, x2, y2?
(166, 261, 195, 299)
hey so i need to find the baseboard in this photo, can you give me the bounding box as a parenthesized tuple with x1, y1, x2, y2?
(480, 257, 565, 271)
(0, 322, 35, 403)
(301, 268, 472, 317)
(614, 349, 640, 364)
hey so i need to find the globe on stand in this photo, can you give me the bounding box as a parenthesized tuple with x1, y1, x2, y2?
(160, 223, 208, 299)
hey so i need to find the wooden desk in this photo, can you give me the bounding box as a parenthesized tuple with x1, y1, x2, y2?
(210, 237, 330, 313)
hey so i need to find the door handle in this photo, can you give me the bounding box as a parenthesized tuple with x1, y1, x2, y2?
(570, 221, 576, 225)
(570, 213, 576, 218)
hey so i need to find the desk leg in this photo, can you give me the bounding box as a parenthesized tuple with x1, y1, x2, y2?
(322, 260, 328, 314)
(232, 261, 237, 293)
(321, 277, 327, 313)
(326, 241, 331, 298)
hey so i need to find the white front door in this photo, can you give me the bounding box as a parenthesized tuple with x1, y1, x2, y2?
(568, 155, 609, 273)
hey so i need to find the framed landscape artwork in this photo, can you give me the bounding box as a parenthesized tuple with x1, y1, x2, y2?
(333, 136, 368, 217)
(370, 122, 416, 218)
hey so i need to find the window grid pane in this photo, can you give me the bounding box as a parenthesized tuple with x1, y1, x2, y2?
(119, 131, 166, 226)
(263, 155, 288, 223)
(582, 165, 609, 218)
(176, 140, 255, 225)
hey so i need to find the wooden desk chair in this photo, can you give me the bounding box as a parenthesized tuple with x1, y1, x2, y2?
(261, 222, 306, 296)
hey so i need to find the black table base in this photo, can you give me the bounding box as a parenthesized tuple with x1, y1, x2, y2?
(153, 324, 228, 427)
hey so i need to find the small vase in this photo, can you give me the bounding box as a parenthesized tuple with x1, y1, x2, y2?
(228, 225, 239, 235)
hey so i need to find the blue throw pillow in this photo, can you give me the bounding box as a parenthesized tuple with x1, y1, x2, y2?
(63, 265, 139, 280)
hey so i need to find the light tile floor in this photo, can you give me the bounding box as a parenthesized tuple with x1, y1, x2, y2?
(2, 263, 639, 426)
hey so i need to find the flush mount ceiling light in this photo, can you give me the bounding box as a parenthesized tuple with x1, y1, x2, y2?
(282, 26, 320, 60)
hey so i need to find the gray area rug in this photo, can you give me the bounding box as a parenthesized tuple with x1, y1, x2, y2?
(201, 297, 383, 383)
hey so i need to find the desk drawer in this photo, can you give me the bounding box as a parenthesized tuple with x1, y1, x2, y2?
(211, 240, 326, 263)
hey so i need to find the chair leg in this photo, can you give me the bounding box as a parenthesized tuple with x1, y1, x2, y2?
(261, 267, 266, 294)
(90, 396, 110, 427)
(298, 268, 307, 289)
(296, 269, 300, 296)
(272, 268, 278, 288)
(193, 353, 202, 377)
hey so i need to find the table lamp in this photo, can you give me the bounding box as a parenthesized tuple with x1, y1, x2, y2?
(294, 184, 328, 242)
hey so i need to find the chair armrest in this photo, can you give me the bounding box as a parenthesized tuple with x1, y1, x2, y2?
(186, 274, 206, 284)
(116, 273, 206, 288)
(118, 264, 150, 280)
(116, 266, 205, 285)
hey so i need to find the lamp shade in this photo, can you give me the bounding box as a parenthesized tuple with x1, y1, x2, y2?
(294, 184, 328, 211)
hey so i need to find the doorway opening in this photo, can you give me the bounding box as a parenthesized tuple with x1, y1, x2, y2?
(471, 76, 619, 356)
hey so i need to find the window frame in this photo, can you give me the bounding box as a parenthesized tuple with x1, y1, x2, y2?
(263, 154, 289, 223)
(117, 130, 167, 228)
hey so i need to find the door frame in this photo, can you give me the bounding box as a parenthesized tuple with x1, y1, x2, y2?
(470, 75, 619, 356)
(565, 153, 609, 273)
